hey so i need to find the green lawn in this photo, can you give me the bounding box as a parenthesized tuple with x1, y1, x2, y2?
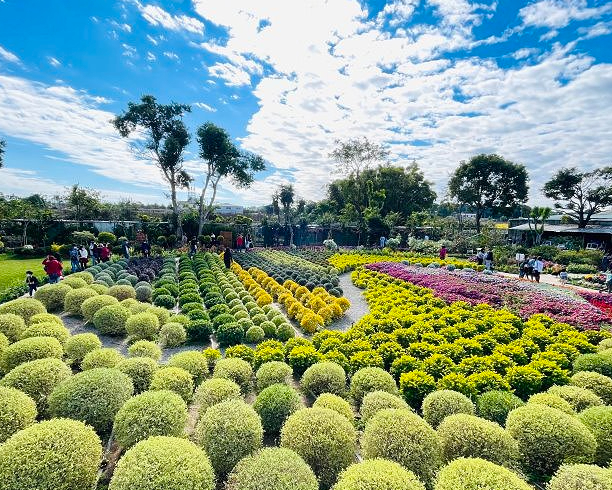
(0, 254, 47, 290)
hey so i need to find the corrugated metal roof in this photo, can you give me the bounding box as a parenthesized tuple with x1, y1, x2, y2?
(509, 223, 612, 234)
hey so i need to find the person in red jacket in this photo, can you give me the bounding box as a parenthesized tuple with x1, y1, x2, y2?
(100, 244, 111, 262)
(42, 255, 63, 284)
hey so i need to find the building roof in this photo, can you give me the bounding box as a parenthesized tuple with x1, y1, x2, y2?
(509, 223, 612, 234)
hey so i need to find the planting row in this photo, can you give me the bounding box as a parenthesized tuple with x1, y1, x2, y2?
(328, 252, 481, 273)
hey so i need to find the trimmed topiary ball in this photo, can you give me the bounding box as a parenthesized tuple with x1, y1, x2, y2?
(506, 404, 596, 477)
(108, 285, 136, 301)
(92, 304, 131, 336)
(116, 357, 158, 393)
(360, 390, 410, 425)
(570, 371, 612, 405)
(547, 385, 603, 412)
(213, 357, 253, 393)
(573, 353, 612, 378)
(195, 378, 242, 416)
(246, 326, 266, 344)
(226, 447, 318, 490)
(437, 413, 518, 465)
(476, 390, 524, 426)
(0, 418, 102, 490)
(30, 312, 64, 326)
(547, 464, 612, 490)
(195, 399, 263, 476)
(34, 284, 73, 312)
(0, 298, 46, 325)
(527, 393, 574, 414)
(0, 313, 26, 343)
(216, 321, 245, 346)
(301, 361, 346, 399)
(81, 347, 124, 370)
(167, 351, 208, 386)
(361, 408, 441, 485)
(0, 386, 37, 443)
(48, 367, 133, 434)
(281, 407, 357, 489)
(64, 333, 102, 366)
(276, 322, 295, 341)
(113, 390, 187, 448)
(20, 321, 70, 345)
(125, 312, 160, 341)
(64, 288, 98, 316)
(127, 340, 161, 361)
(434, 457, 532, 490)
(150, 366, 194, 402)
(313, 393, 354, 422)
(81, 294, 119, 322)
(135, 284, 152, 303)
(333, 458, 426, 490)
(422, 390, 475, 429)
(0, 357, 72, 416)
(350, 367, 397, 406)
(1, 336, 63, 373)
(578, 406, 612, 466)
(254, 383, 302, 434)
(109, 436, 215, 490)
(256, 361, 293, 391)
(159, 322, 187, 347)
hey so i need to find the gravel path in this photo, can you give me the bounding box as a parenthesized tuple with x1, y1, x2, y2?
(329, 272, 370, 332)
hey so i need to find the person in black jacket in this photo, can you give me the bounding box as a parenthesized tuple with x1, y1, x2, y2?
(25, 270, 39, 297)
(223, 247, 233, 269)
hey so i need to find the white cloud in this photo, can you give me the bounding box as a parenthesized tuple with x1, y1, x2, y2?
(146, 51, 156, 62)
(146, 34, 159, 45)
(163, 51, 179, 60)
(208, 62, 252, 86)
(578, 19, 612, 39)
(47, 56, 61, 67)
(193, 102, 217, 112)
(511, 48, 539, 59)
(519, 0, 611, 29)
(138, 2, 204, 34)
(122, 43, 137, 58)
(110, 20, 132, 33)
(0, 45, 20, 64)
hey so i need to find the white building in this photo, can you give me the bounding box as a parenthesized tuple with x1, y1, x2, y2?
(217, 204, 244, 215)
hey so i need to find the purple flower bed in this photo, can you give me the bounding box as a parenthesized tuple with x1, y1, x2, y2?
(366, 262, 611, 330)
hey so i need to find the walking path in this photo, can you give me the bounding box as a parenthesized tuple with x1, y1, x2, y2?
(330, 273, 370, 332)
(497, 271, 600, 295)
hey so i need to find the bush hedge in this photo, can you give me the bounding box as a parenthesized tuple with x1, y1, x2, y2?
(127, 340, 161, 361)
(313, 393, 354, 422)
(81, 347, 124, 370)
(360, 390, 410, 425)
(167, 351, 208, 386)
(333, 459, 426, 490)
(125, 312, 160, 341)
(194, 399, 263, 476)
(421, 390, 475, 429)
(81, 294, 119, 322)
(547, 464, 612, 490)
(64, 288, 98, 316)
(578, 406, 612, 466)
(113, 390, 187, 448)
(150, 366, 194, 402)
(1, 336, 63, 373)
(34, 284, 73, 312)
(434, 457, 532, 490)
(547, 385, 603, 412)
(108, 436, 215, 490)
(256, 361, 293, 391)
(301, 361, 346, 399)
(159, 322, 187, 347)
(281, 407, 357, 490)
(0, 313, 26, 343)
(570, 371, 612, 405)
(254, 384, 302, 433)
(527, 393, 574, 414)
(0, 386, 37, 443)
(117, 357, 158, 393)
(108, 285, 136, 301)
(64, 333, 102, 366)
(0, 298, 46, 324)
(20, 322, 70, 345)
(476, 390, 524, 426)
(213, 358, 253, 393)
(92, 304, 131, 336)
(194, 378, 242, 416)
(350, 367, 398, 407)
(0, 418, 102, 490)
(30, 313, 64, 326)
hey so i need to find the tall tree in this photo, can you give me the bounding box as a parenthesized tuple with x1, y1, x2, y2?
(448, 154, 529, 233)
(1, 195, 54, 245)
(196, 122, 265, 235)
(527, 206, 551, 245)
(113, 95, 192, 238)
(329, 137, 389, 177)
(66, 185, 101, 227)
(279, 184, 295, 246)
(0, 139, 5, 168)
(543, 167, 612, 228)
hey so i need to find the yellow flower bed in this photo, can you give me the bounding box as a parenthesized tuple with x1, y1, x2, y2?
(328, 252, 480, 273)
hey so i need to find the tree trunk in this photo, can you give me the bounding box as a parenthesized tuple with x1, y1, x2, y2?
(169, 180, 182, 239)
(475, 209, 482, 234)
(197, 172, 212, 236)
(22, 222, 29, 246)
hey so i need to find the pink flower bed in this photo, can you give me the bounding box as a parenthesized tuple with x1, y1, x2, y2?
(366, 262, 611, 330)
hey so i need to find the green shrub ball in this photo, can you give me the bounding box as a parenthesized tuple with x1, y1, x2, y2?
(216, 321, 245, 346)
(1, 336, 63, 372)
(195, 399, 263, 476)
(547, 385, 603, 412)
(301, 361, 347, 399)
(527, 393, 574, 414)
(34, 284, 73, 312)
(0, 386, 37, 443)
(333, 459, 426, 490)
(150, 366, 194, 402)
(0, 298, 46, 325)
(313, 393, 354, 422)
(29, 312, 64, 326)
(159, 322, 187, 347)
(113, 390, 187, 448)
(246, 326, 266, 344)
(254, 384, 302, 434)
(570, 371, 612, 405)
(81, 347, 124, 370)
(213, 357, 253, 393)
(63, 288, 98, 316)
(108, 285, 136, 301)
(256, 361, 293, 391)
(578, 406, 612, 466)
(127, 340, 162, 361)
(360, 390, 410, 425)
(506, 404, 596, 476)
(437, 413, 518, 465)
(476, 390, 524, 426)
(434, 457, 532, 490)
(0, 358, 72, 416)
(81, 294, 119, 322)
(195, 378, 242, 416)
(227, 447, 318, 490)
(0, 313, 26, 343)
(168, 351, 208, 386)
(362, 408, 441, 485)
(350, 367, 397, 406)
(48, 367, 133, 434)
(547, 464, 612, 490)
(109, 436, 215, 490)
(125, 312, 160, 341)
(117, 357, 158, 393)
(0, 418, 102, 490)
(64, 333, 102, 365)
(20, 321, 70, 345)
(281, 407, 357, 490)
(92, 304, 131, 336)
(421, 389, 475, 428)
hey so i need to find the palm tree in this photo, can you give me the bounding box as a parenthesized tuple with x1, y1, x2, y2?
(279, 184, 295, 246)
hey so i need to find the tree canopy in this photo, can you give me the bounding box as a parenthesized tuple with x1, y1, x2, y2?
(543, 167, 612, 228)
(448, 154, 529, 233)
(113, 95, 192, 237)
(66, 185, 101, 226)
(329, 137, 389, 177)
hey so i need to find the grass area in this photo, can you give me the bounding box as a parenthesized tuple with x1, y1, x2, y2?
(0, 254, 47, 290)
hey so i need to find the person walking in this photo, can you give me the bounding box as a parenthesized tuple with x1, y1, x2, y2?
(379, 235, 387, 248)
(439, 245, 447, 260)
(189, 238, 198, 259)
(88, 241, 96, 266)
(92, 242, 101, 265)
(602, 254, 611, 272)
(25, 270, 39, 297)
(42, 254, 63, 284)
(223, 247, 233, 269)
(69, 245, 79, 273)
(518, 258, 527, 280)
(141, 239, 151, 258)
(246, 234, 252, 251)
(236, 234, 244, 252)
(476, 248, 484, 266)
(121, 239, 130, 260)
(484, 249, 494, 270)
(533, 256, 544, 283)
(78, 245, 89, 270)
(100, 243, 111, 263)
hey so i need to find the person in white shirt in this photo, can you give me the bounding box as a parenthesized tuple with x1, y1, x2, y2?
(533, 256, 544, 283)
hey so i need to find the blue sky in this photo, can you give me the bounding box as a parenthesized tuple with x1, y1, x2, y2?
(0, 0, 611, 206)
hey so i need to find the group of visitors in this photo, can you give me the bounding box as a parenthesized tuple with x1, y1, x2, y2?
(69, 245, 90, 272)
(88, 241, 113, 265)
(518, 256, 545, 283)
(475, 248, 495, 270)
